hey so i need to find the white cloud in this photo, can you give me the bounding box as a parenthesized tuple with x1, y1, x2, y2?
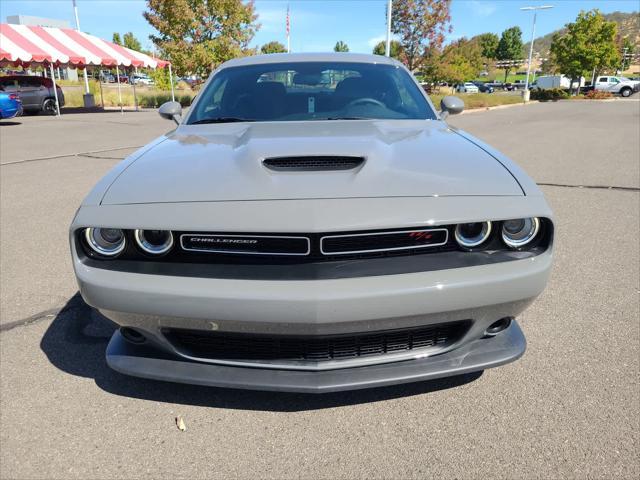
(367, 35, 387, 48)
(468, 1, 497, 18)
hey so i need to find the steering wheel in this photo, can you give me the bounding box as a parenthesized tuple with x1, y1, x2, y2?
(345, 97, 386, 109)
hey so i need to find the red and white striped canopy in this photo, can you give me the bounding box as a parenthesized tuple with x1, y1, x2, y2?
(0, 23, 169, 69)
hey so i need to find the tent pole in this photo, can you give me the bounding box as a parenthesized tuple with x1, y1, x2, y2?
(49, 62, 61, 116)
(168, 64, 175, 102)
(116, 65, 123, 115)
(131, 67, 138, 112)
(98, 68, 104, 109)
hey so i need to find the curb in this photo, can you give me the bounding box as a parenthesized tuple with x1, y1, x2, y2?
(461, 100, 539, 115)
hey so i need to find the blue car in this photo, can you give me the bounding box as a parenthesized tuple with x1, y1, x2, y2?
(0, 87, 22, 119)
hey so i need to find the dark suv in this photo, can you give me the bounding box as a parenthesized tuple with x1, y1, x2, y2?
(0, 75, 65, 114)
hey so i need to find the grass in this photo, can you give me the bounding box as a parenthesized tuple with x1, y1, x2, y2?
(61, 81, 194, 108)
(429, 92, 524, 110)
(61, 80, 523, 111)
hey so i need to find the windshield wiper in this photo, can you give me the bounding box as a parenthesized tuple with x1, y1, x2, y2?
(324, 116, 370, 120)
(190, 117, 255, 124)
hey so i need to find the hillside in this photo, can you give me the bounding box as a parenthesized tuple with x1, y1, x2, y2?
(523, 11, 639, 56)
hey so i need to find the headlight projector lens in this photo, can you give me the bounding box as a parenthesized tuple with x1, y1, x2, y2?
(502, 217, 540, 248)
(134, 229, 174, 255)
(455, 221, 492, 248)
(85, 227, 126, 257)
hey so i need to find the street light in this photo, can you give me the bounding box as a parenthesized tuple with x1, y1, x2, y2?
(521, 5, 553, 99)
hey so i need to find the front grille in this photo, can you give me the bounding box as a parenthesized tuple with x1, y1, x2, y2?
(163, 321, 470, 365)
(263, 156, 365, 171)
(321, 229, 449, 255)
(180, 234, 310, 256)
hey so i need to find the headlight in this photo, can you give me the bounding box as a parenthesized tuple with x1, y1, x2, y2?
(84, 227, 126, 257)
(501, 217, 540, 248)
(454, 221, 492, 248)
(134, 229, 174, 255)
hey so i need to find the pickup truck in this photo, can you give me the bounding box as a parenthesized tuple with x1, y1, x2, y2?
(594, 76, 640, 97)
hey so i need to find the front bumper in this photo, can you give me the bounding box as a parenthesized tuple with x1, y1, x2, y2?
(71, 196, 553, 390)
(106, 319, 526, 393)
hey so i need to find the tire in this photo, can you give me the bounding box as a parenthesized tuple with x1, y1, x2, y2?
(42, 98, 57, 115)
(620, 87, 632, 97)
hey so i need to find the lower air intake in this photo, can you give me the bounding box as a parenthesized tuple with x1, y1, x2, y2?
(163, 321, 471, 366)
(263, 156, 365, 171)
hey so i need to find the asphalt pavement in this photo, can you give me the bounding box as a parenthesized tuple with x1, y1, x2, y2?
(0, 100, 638, 479)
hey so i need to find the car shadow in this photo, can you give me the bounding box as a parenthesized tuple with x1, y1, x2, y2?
(40, 293, 483, 412)
(0, 120, 22, 126)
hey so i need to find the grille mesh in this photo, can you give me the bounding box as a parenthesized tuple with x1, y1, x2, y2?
(263, 156, 365, 171)
(163, 321, 470, 363)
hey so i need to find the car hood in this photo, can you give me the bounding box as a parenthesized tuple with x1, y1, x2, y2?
(101, 119, 523, 205)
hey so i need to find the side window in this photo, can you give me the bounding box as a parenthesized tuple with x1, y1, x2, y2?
(598, 77, 607, 83)
(610, 77, 620, 84)
(0, 78, 19, 90)
(196, 76, 227, 115)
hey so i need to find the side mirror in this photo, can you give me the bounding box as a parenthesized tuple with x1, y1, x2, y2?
(439, 96, 464, 119)
(158, 101, 182, 125)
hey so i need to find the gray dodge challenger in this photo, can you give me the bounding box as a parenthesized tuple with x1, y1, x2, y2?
(70, 53, 554, 393)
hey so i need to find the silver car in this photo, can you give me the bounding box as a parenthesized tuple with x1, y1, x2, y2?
(70, 53, 554, 393)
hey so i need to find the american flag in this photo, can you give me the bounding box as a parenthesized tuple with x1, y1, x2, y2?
(286, 5, 290, 36)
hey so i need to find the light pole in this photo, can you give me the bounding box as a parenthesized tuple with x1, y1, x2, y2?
(385, 0, 392, 57)
(72, 0, 95, 107)
(521, 5, 553, 100)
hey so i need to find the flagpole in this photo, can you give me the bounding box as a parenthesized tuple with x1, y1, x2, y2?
(385, 0, 392, 56)
(286, 5, 291, 53)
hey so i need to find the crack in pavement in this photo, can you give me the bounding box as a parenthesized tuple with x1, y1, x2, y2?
(538, 182, 639, 192)
(0, 300, 84, 333)
(0, 145, 142, 166)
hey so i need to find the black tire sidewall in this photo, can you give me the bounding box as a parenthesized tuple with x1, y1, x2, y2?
(43, 99, 57, 115)
(621, 88, 631, 97)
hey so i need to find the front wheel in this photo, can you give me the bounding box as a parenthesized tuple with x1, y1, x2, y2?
(620, 87, 632, 97)
(42, 98, 58, 115)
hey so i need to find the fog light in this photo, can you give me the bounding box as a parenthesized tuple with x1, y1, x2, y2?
(485, 317, 512, 336)
(120, 327, 146, 344)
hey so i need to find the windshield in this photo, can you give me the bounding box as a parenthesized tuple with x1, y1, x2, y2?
(187, 61, 436, 124)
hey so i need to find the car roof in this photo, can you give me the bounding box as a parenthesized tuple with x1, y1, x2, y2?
(219, 52, 403, 69)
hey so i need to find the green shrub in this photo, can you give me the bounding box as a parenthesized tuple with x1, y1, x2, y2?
(179, 94, 193, 107)
(530, 88, 570, 101)
(138, 95, 156, 108)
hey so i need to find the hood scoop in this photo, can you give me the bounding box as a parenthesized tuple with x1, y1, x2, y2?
(263, 156, 365, 172)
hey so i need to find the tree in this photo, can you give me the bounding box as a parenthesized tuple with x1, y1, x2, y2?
(437, 37, 484, 84)
(473, 32, 499, 59)
(112, 32, 122, 45)
(334, 41, 349, 52)
(261, 41, 286, 54)
(123, 32, 142, 52)
(550, 9, 620, 94)
(373, 40, 403, 60)
(391, 0, 452, 71)
(144, 0, 259, 76)
(496, 26, 523, 82)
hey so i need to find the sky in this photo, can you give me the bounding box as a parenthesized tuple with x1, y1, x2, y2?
(2, 0, 638, 54)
